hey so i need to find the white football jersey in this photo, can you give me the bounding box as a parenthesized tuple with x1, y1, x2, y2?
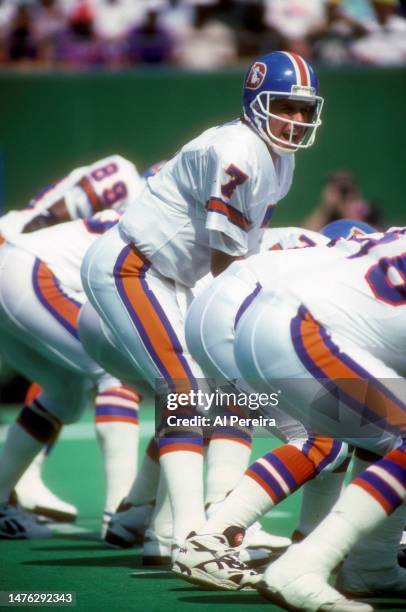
(191, 226, 327, 298)
(8, 209, 121, 293)
(0, 155, 143, 242)
(261, 226, 328, 250)
(119, 119, 295, 287)
(239, 228, 406, 365)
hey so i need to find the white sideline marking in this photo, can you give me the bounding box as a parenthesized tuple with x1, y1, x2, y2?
(131, 571, 172, 577)
(0, 420, 156, 443)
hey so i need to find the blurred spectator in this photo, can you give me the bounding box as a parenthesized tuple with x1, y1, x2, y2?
(92, 0, 141, 41)
(54, 1, 112, 68)
(350, 0, 406, 65)
(174, 1, 237, 69)
(3, 3, 40, 64)
(312, 0, 406, 65)
(303, 169, 384, 231)
(0, 0, 16, 37)
(236, 0, 285, 59)
(33, 0, 66, 64)
(310, 0, 371, 65)
(126, 4, 175, 65)
(264, 0, 326, 59)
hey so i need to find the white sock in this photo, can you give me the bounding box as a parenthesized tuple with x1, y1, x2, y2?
(146, 473, 173, 541)
(126, 438, 160, 506)
(297, 470, 347, 536)
(203, 472, 272, 533)
(346, 500, 406, 571)
(160, 450, 205, 545)
(0, 423, 43, 502)
(345, 450, 405, 571)
(288, 484, 388, 574)
(205, 439, 251, 505)
(95, 387, 140, 514)
(15, 447, 46, 488)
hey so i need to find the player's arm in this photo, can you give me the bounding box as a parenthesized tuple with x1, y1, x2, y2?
(210, 248, 242, 277)
(22, 198, 71, 233)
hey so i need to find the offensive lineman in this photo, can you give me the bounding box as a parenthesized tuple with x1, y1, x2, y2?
(0, 155, 145, 528)
(179, 226, 406, 610)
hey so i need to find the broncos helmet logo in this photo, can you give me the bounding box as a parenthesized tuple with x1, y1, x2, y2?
(245, 62, 267, 90)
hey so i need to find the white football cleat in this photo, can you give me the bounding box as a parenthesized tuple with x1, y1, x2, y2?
(244, 520, 291, 551)
(104, 500, 153, 548)
(258, 544, 374, 612)
(0, 502, 53, 539)
(172, 533, 261, 591)
(15, 455, 77, 522)
(336, 558, 406, 599)
(142, 529, 172, 566)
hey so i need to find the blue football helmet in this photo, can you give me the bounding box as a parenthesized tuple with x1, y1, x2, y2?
(242, 51, 323, 156)
(321, 219, 377, 241)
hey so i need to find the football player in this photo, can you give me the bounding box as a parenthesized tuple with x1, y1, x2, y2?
(0, 155, 145, 524)
(180, 225, 406, 609)
(0, 208, 145, 539)
(80, 49, 323, 585)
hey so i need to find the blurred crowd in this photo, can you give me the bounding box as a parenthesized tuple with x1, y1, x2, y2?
(0, 0, 406, 70)
(302, 169, 385, 232)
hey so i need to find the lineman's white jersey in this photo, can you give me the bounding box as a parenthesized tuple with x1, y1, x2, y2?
(119, 119, 294, 288)
(8, 209, 120, 293)
(0, 155, 143, 242)
(261, 226, 328, 250)
(238, 228, 406, 367)
(191, 226, 327, 298)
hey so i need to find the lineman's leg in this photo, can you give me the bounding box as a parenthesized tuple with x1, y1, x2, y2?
(78, 302, 146, 531)
(235, 293, 405, 609)
(186, 271, 347, 547)
(186, 273, 257, 506)
(336, 448, 406, 597)
(0, 247, 139, 531)
(82, 229, 206, 546)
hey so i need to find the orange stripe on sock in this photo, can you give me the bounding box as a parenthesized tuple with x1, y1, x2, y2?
(353, 479, 392, 514)
(95, 415, 139, 424)
(159, 443, 204, 456)
(272, 444, 316, 483)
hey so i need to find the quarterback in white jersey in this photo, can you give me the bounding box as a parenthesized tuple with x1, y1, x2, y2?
(81, 50, 324, 565)
(0, 154, 144, 242)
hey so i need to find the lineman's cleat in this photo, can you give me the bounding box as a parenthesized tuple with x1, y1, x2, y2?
(104, 500, 153, 548)
(244, 521, 291, 551)
(15, 460, 77, 523)
(172, 532, 261, 591)
(336, 560, 406, 599)
(143, 529, 172, 566)
(258, 544, 373, 612)
(0, 502, 53, 539)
